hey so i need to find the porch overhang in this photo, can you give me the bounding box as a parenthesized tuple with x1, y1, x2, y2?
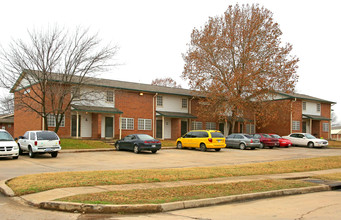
(302, 114, 331, 121)
(156, 111, 197, 119)
(71, 105, 123, 114)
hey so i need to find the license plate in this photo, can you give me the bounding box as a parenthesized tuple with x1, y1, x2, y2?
(45, 148, 52, 152)
(218, 140, 221, 143)
(152, 145, 156, 148)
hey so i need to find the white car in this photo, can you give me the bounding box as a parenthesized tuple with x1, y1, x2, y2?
(17, 130, 61, 158)
(282, 133, 328, 148)
(0, 129, 19, 159)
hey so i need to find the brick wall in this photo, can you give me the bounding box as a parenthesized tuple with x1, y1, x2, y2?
(114, 90, 154, 138)
(171, 118, 181, 139)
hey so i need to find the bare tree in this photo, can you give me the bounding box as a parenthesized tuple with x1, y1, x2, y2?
(182, 4, 299, 133)
(0, 94, 14, 114)
(151, 77, 182, 88)
(0, 26, 118, 132)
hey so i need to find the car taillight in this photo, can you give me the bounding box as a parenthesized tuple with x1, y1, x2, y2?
(208, 138, 212, 142)
(34, 141, 37, 146)
(59, 140, 61, 145)
(250, 139, 253, 143)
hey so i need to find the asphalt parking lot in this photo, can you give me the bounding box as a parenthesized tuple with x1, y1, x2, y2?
(1, 147, 341, 180)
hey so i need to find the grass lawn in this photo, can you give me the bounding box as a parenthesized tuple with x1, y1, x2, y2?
(314, 172, 341, 181)
(61, 139, 114, 150)
(328, 140, 341, 148)
(7, 156, 341, 196)
(57, 179, 316, 205)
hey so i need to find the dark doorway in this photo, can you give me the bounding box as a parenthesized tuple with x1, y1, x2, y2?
(219, 123, 224, 134)
(239, 123, 244, 133)
(71, 115, 81, 137)
(156, 119, 162, 139)
(302, 121, 307, 133)
(181, 121, 187, 136)
(105, 117, 113, 138)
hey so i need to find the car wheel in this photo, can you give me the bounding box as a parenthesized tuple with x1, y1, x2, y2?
(308, 142, 314, 148)
(151, 150, 157, 154)
(259, 143, 264, 149)
(239, 143, 246, 150)
(200, 143, 207, 152)
(115, 143, 120, 151)
(13, 156, 19, 159)
(28, 147, 35, 158)
(134, 145, 140, 154)
(176, 142, 183, 149)
(215, 148, 221, 152)
(18, 144, 23, 155)
(51, 152, 58, 158)
(269, 146, 274, 149)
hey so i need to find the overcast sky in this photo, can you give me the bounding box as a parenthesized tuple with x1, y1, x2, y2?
(1, 0, 340, 123)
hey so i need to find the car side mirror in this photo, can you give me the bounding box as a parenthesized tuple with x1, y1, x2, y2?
(14, 137, 18, 141)
(18, 136, 24, 139)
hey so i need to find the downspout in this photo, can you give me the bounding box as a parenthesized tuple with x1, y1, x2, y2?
(119, 114, 122, 139)
(76, 111, 79, 139)
(153, 93, 158, 138)
(290, 98, 297, 134)
(189, 96, 194, 131)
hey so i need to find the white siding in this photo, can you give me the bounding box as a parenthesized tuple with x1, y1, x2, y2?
(156, 94, 188, 113)
(303, 101, 321, 116)
(72, 86, 115, 108)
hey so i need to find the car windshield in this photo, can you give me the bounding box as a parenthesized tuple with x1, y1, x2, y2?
(271, 134, 281, 138)
(305, 134, 317, 139)
(211, 132, 224, 138)
(37, 131, 59, 140)
(262, 134, 271, 138)
(0, 131, 14, 141)
(244, 134, 253, 139)
(136, 134, 154, 140)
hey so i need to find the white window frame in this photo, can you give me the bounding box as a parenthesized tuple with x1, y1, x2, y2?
(302, 102, 306, 110)
(316, 103, 321, 112)
(246, 124, 255, 134)
(292, 121, 300, 131)
(323, 123, 329, 132)
(47, 114, 65, 127)
(106, 91, 114, 102)
(206, 122, 216, 130)
(191, 121, 203, 130)
(121, 118, 134, 130)
(182, 98, 188, 108)
(138, 118, 152, 130)
(156, 95, 163, 106)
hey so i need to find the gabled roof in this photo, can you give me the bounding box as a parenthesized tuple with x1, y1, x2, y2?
(276, 91, 335, 104)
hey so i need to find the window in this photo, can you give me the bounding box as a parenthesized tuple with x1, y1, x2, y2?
(191, 121, 203, 130)
(182, 98, 188, 108)
(138, 119, 152, 130)
(107, 91, 114, 102)
(47, 114, 65, 127)
(302, 102, 306, 110)
(292, 121, 300, 131)
(121, 118, 134, 130)
(323, 123, 329, 132)
(317, 103, 321, 112)
(246, 124, 255, 134)
(206, 122, 216, 130)
(29, 132, 36, 141)
(156, 96, 163, 106)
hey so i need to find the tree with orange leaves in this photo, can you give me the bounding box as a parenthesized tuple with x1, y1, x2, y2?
(182, 4, 299, 134)
(151, 77, 182, 88)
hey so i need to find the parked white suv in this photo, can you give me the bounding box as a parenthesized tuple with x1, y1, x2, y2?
(17, 131, 61, 158)
(282, 133, 328, 148)
(0, 129, 19, 159)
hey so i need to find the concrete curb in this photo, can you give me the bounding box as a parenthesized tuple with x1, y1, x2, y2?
(60, 147, 176, 153)
(38, 185, 330, 214)
(0, 179, 15, 197)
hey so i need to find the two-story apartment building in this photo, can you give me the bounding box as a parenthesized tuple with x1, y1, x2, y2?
(11, 72, 334, 140)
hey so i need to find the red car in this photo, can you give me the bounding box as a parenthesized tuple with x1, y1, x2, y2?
(269, 134, 292, 148)
(253, 133, 279, 149)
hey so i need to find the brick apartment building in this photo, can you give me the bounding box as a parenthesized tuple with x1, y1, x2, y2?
(11, 72, 334, 140)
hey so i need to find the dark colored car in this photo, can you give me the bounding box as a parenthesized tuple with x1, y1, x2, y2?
(115, 134, 161, 154)
(225, 133, 261, 150)
(253, 133, 279, 149)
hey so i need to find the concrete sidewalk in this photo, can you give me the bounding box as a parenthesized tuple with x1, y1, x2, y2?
(1, 168, 341, 214)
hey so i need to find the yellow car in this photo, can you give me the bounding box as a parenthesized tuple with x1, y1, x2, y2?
(176, 130, 226, 152)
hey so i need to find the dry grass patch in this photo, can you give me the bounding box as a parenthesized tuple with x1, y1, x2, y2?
(314, 172, 341, 181)
(160, 140, 176, 147)
(328, 141, 341, 148)
(7, 156, 341, 196)
(57, 179, 316, 205)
